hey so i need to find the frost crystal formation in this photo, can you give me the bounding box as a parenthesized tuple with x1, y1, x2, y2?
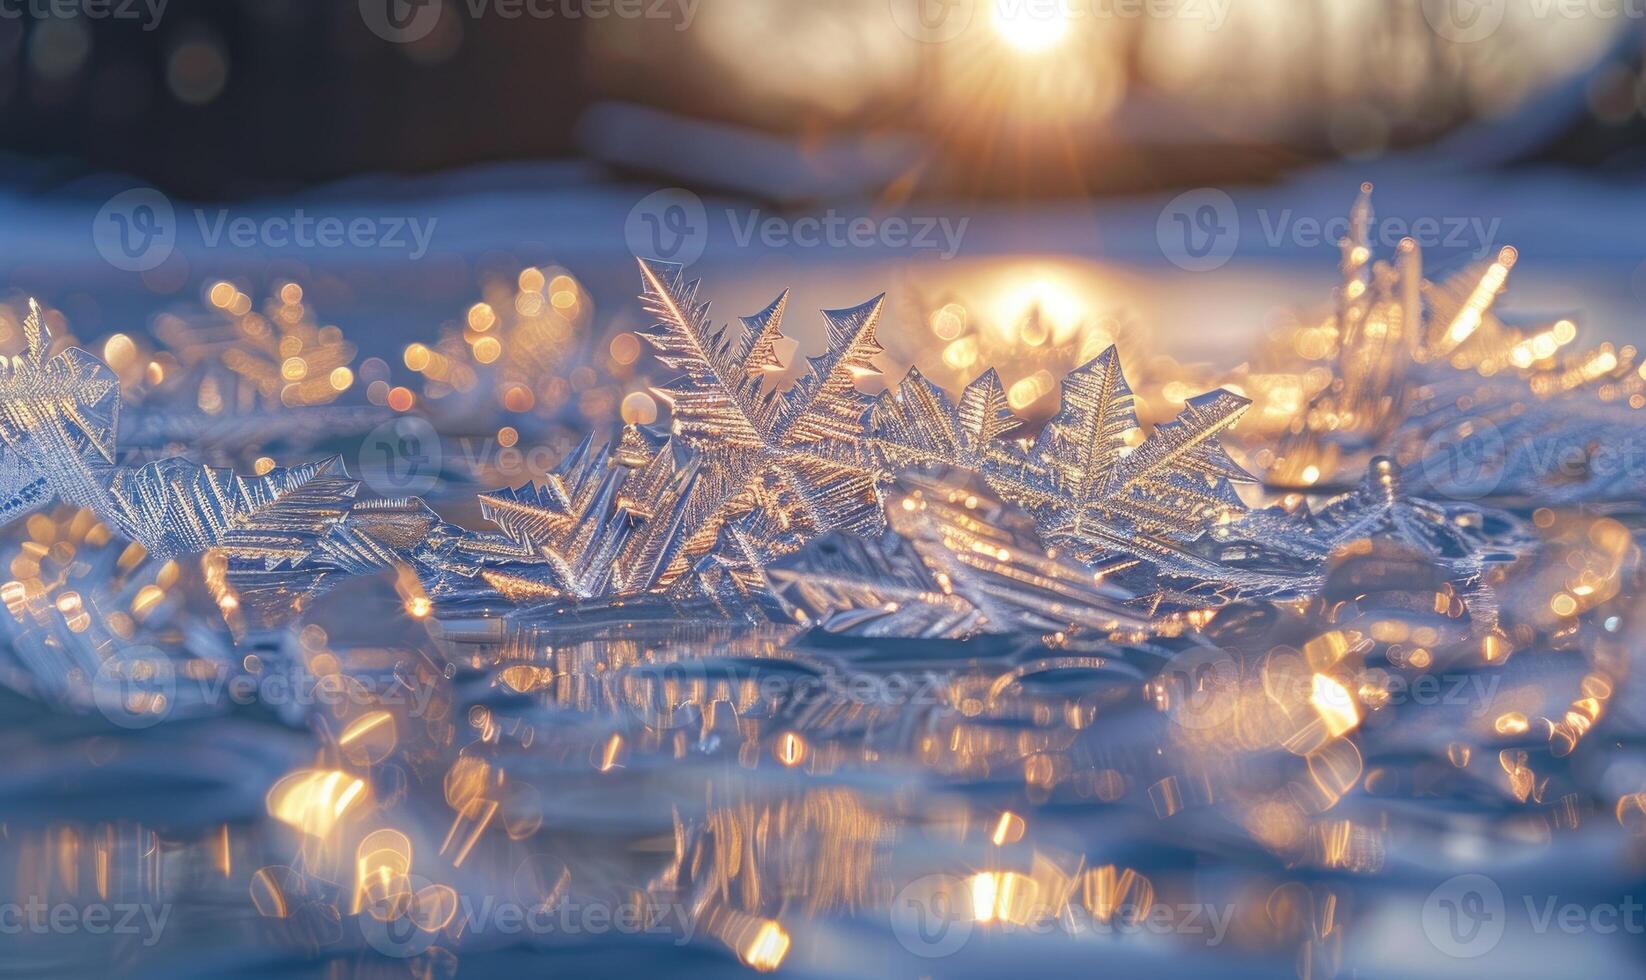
(1267, 184, 1646, 505)
(0, 249, 1546, 633)
(872, 346, 1255, 575)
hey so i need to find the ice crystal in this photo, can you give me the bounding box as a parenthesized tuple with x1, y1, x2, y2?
(103, 456, 351, 561)
(0, 301, 121, 516)
(872, 346, 1255, 567)
(633, 260, 886, 576)
(0, 248, 1551, 634)
(0, 303, 365, 567)
(0, 503, 235, 714)
(1307, 457, 1527, 572)
(768, 471, 1145, 638)
(215, 426, 698, 616)
(1204, 457, 1525, 587)
(0, 449, 52, 525)
(1264, 185, 1646, 504)
(463, 432, 697, 602)
(216, 476, 479, 621)
(1409, 352, 1646, 507)
(867, 367, 1018, 474)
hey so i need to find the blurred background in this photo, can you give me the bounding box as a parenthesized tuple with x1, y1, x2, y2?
(6, 0, 1645, 195)
(0, 0, 1643, 453)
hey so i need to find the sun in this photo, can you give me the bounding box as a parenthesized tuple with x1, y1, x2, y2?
(989, 2, 1071, 53)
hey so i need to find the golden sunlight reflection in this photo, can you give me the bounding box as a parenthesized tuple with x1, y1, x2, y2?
(740, 920, 792, 972)
(990, 0, 1070, 54)
(969, 870, 1035, 924)
(928, 7, 1127, 149)
(266, 769, 369, 838)
(896, 260, 1173, 421)
(249, 865, 306, 919)
(338, 710, 397, 766)
(585, 0, 1628, 202)
(1308, 673, 1360, 739)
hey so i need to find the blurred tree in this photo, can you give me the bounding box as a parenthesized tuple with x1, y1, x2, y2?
(0, 0, 587, 198)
